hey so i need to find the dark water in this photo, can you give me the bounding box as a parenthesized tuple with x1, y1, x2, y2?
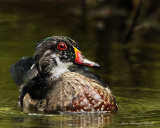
(0, 1, 160, 127)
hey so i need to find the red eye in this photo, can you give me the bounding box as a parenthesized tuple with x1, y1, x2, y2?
(57, 42, 67, 50)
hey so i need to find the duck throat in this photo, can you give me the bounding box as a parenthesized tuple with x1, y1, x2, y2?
(50, 54, 73, 78)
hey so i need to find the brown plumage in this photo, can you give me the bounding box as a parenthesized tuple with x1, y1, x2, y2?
(23, 72, 118, 112)
(10, 36, 118, 113)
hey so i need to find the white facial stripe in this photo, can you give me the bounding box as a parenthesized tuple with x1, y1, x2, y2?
(51, 54, 73, 78)
(30, 64, 35, 69)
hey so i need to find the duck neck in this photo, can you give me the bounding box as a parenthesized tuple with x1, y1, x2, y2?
(50, 56, 73, 79)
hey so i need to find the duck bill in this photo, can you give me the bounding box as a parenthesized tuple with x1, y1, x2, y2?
(74, 47, 100, 68)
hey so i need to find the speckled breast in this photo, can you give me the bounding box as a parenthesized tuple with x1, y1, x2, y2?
(45, 72, 118, 112)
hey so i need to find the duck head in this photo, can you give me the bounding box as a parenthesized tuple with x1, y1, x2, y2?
(35, 36, 100, 78)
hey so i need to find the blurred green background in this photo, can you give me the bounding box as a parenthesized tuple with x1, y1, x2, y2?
(0, 0, 160, 127)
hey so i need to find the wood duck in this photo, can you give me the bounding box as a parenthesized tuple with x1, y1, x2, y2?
(10, 36, 118, 113)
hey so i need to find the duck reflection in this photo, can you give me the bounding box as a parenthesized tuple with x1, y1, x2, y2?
(21, 113, 115, 128)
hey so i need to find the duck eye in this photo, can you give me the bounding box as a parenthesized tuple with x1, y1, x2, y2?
(57, 42, 67, 50)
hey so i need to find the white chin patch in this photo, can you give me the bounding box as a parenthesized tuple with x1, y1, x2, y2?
(50, 54, 73, 78)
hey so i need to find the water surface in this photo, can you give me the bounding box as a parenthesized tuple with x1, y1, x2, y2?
(0, 1, 160, 127)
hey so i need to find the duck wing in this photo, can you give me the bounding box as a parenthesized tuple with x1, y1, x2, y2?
(10, 57, 35, 88)
(69, 65, 107, 87)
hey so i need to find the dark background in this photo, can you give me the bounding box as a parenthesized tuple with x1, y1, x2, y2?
(0, 0, 160, 127)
